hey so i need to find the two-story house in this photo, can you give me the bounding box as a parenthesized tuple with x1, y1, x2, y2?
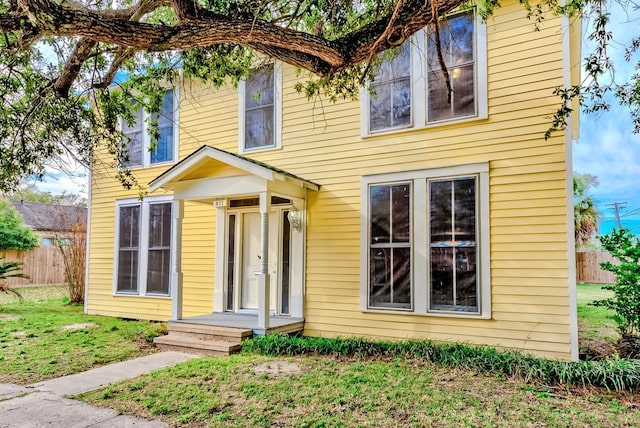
(85, 1, 582, 360)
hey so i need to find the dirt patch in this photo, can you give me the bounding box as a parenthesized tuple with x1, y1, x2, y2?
(251, 360, 303, 377)
(10, 331, 26, 337)
(61, 322, 100, 331)
(0, 314, 20, 321)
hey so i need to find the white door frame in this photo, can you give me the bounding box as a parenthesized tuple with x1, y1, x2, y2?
(213, 194, 305, 320)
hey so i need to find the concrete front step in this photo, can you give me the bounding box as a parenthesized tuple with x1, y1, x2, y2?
(154, 335, 242, 357)
(167, 322, 253, 342)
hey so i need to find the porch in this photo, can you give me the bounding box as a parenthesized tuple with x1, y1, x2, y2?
(174, 312, 305, 336)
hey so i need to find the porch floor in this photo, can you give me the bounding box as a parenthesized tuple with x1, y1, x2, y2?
(174, 312, 304, 336)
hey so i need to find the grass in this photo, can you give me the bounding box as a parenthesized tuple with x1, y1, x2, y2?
(76, 354, 640, 427)
(577, 283, 620, 358)
(0, 285, 167, 384)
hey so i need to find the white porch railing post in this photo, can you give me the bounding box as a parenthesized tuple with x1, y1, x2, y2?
(171, 199, 184, 321)
(258, 191, 271, 333)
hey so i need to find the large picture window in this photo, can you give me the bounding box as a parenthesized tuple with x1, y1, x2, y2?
(427, 11, 476, 122)
(122, 90, 176, 167)
(362, 165, 489, 317)
(368, 183, 412, 308)
(115, 199, 172, 296)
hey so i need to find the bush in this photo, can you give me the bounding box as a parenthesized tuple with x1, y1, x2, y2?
(0, 257, 26, 299)
(243, 335, 640, 392)
(597, 228, 640, 337)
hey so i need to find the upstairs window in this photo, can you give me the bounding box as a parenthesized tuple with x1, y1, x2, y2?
(361, 9, 486, 135)
(121, 90, 176, 167)
(369, 43, 412, 133)
(239, 63, 282, 152)
(245, 65, 274, 150)
(427, 11, 476, 122)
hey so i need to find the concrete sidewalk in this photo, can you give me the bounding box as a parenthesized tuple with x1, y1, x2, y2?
(0, 351, 198, 428)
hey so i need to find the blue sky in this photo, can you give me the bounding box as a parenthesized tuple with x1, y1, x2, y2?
(573, 3, 640, 235)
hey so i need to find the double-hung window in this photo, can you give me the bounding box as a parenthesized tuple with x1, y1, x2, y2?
(115, 199, 173, 296)
(369, 183, 412, 308)
(427, 11, 476, 122)
(362, 164, 490, 317)
(239, 63, 282, 152)
(369, 43, 412, 132)
(428, 176, 479, 312)
(362, 9, 486, 134)
(122, 90, 177, 167)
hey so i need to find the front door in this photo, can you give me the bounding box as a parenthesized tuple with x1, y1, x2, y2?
(240, 212, 278, 310)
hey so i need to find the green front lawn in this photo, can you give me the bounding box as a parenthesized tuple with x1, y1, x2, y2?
(0, 286, 166, 384)
(77, 354, 639, 427)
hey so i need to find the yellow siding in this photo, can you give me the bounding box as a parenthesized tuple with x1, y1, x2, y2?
(87, 0, 577, 360)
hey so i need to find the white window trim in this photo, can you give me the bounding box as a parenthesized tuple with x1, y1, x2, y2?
(238, 61, 283, 154)
(113, 195, 174, 297)
(360, 10, 487, 137)
(360, 163, 491, 319)
(120, 87, 180, 168)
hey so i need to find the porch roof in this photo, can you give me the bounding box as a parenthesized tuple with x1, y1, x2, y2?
(149, 145, 319, 194)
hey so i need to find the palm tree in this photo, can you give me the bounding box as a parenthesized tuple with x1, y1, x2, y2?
(574, 173, 600, 246)
(0, 258, 26, 299)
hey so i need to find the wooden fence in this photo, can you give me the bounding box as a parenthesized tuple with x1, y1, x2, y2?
(576, 251, 616, 284)
(1, 247, 67, 286)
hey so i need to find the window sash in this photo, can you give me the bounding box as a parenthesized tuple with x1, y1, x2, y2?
(426, 11, 476, 123)
(244, 65, 275, 150)
(117, 205, 141, 293)
(146, 203, 171, 295)
(368, 183, 412, 309)
(369, 43, 412, 132)
(427, 176, 479, 313)
(151, 91, 175, 164)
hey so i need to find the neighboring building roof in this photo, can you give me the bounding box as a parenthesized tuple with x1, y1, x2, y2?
(10, 201, 87, 232)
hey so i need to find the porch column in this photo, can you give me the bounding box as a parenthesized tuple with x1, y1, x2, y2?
(258, 191, 271, 333)
(171, 199, 184, 321)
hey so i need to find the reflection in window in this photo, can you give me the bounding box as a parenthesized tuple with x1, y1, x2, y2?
(147, 203, 171, 294)
(151, 91, 175, 164)
(429, 176, 478, 313)
(369, 43, 411, 132)
(427, 11, 475, 122)
(369, 183, 411, 309)
(117, 205, 140, 292)
(121, 90, 175, 166)
(245, 65, 275, 150)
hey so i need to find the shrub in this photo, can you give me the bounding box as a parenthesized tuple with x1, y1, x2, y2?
(0, 257, 26, 299)
(243, 335, 640, 392)
(597, 228, 640, 337)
